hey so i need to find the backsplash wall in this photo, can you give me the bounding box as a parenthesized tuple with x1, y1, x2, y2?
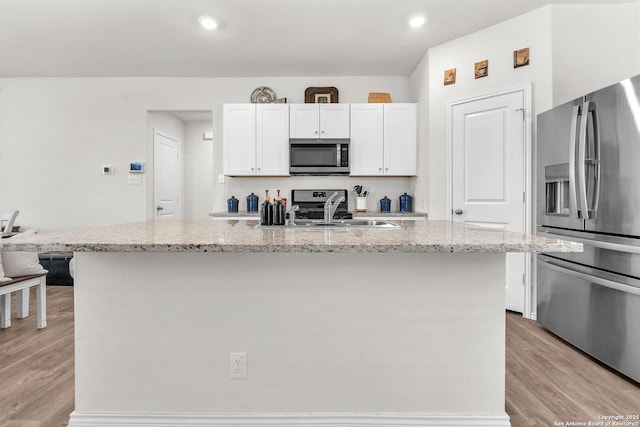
(223, 176, 415, 214)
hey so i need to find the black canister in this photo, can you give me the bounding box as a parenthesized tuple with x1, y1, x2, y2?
(246, 193, 259, 212)
(227, 196, 239, 213)
(379, 196, 391, 212)
(399, 193, 413, 212)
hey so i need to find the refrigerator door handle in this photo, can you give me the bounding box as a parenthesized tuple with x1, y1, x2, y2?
(587, 101, 600, 219)
(577, 101, 589, 219)
(541, 259, 640, 296)
(568, 105, 581, 219)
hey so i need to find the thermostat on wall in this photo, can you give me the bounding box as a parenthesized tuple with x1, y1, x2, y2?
(103, 165, 114, 175)
(129, 162, 144, 173)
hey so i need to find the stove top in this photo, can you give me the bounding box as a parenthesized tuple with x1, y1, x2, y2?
(291, 189, 352, 219)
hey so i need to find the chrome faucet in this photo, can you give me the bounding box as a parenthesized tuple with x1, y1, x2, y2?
(288, 205, 300, 226)
(323, 192, 345, 224)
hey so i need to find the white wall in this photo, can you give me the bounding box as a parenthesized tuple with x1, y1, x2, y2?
(184, 121, 214, 220)
(0, 76, 410, 231)
(551, 3, 638, 105)
(408, 53, 429, 213)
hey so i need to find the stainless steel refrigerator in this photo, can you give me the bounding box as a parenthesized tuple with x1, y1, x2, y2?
(537, 75, 640, 382)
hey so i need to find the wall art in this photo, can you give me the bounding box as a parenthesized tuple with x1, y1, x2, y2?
(474, 60, 489, 79)
(444, 68, 457, 86)
(514, 48, 530, 68)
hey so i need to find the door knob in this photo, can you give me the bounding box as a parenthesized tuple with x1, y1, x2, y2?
(156, 206, 164, 211)
(454, 209, 463, 215)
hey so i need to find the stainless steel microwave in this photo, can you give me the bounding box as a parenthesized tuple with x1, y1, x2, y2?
(289, 139, 349, 175)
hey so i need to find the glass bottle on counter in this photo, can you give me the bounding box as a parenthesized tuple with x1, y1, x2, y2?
(260, 190, 273, 226)
(273, 194, 285, 226)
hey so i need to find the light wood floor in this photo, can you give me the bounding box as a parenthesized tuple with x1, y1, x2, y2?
(0, 287, 638, 427)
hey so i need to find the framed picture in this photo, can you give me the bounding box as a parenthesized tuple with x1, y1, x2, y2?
(474, 60, 489, 79)
(514, 48, 530, 68)
(315, 93, 331, 103)
(444, 68, 457, 86)
(305, 87, 339, 103)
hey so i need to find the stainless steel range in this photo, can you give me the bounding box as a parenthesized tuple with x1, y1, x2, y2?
(290, 189, 352, 220)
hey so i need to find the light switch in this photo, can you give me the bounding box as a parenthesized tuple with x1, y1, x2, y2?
(128, 175, 142, 185)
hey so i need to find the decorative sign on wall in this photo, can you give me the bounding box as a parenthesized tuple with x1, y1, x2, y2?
(514, 48, 530, 68)
(444, 68, 457, 86)
(474, 60, 489, 79)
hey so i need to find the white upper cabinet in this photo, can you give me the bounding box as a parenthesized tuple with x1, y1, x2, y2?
(223, 104, 289, 176)
(223, 104, 256, 176)
(289, 104, 319, 138)
(319, 104, 350, 138)
(256, 104, 289, 175)
(383, 103, 417, 176)
(350, 103, 417, 176)
(289, 104, 350, 139)
(350, 103, 384, 175)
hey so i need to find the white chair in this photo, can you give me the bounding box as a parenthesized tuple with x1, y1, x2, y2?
(1, 210, 20, 238)
(0, 274, 47, 329)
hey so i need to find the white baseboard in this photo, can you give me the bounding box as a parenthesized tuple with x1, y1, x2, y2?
(68, 411, 511, 427)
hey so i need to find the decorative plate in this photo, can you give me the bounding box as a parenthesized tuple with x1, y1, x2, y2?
(250, 87, 277, 103)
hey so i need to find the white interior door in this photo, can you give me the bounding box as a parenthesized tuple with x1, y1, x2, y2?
(154, 130, 181, 219)
(451, 89, 526, 313)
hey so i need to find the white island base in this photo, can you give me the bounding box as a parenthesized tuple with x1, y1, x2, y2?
(69, 251, 510, 427)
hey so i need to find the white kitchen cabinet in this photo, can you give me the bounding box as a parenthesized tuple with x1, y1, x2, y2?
(223, 104, 289, 176)
(289, 103, 350, 139)
(384, 103, 417, 175)
(350, 103, 384, 175)
(350, 103, 417, 176)
(256, 104, 289, 175)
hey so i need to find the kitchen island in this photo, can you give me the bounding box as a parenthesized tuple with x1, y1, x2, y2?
(1, 219, 581, 427)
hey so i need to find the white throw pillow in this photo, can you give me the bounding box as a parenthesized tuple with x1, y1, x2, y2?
(2, 251, 48, 277)
(1, 230, 48, 277)
(0, 255, 12, 283)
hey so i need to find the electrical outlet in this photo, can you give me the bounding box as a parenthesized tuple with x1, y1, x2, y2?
(218, 174, 225, 184)
(229, 352, 247, 379)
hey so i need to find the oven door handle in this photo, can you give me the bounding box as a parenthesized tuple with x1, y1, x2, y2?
(540, 259, 640, 296)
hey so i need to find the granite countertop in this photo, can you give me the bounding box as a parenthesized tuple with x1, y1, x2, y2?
(209, 211, 428, 218)
(0, 219, 582, 254)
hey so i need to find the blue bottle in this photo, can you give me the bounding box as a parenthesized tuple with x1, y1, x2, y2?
(399, 193, 413, 212)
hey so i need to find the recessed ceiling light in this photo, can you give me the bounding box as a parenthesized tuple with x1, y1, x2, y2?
(409, 15, 427, 29)
(198, 15, 218, 30)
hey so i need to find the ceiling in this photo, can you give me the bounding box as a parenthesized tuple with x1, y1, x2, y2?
(0, 0, 631, 78)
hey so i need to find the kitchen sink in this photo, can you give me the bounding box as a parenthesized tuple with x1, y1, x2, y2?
(256, 219, 400, 228)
